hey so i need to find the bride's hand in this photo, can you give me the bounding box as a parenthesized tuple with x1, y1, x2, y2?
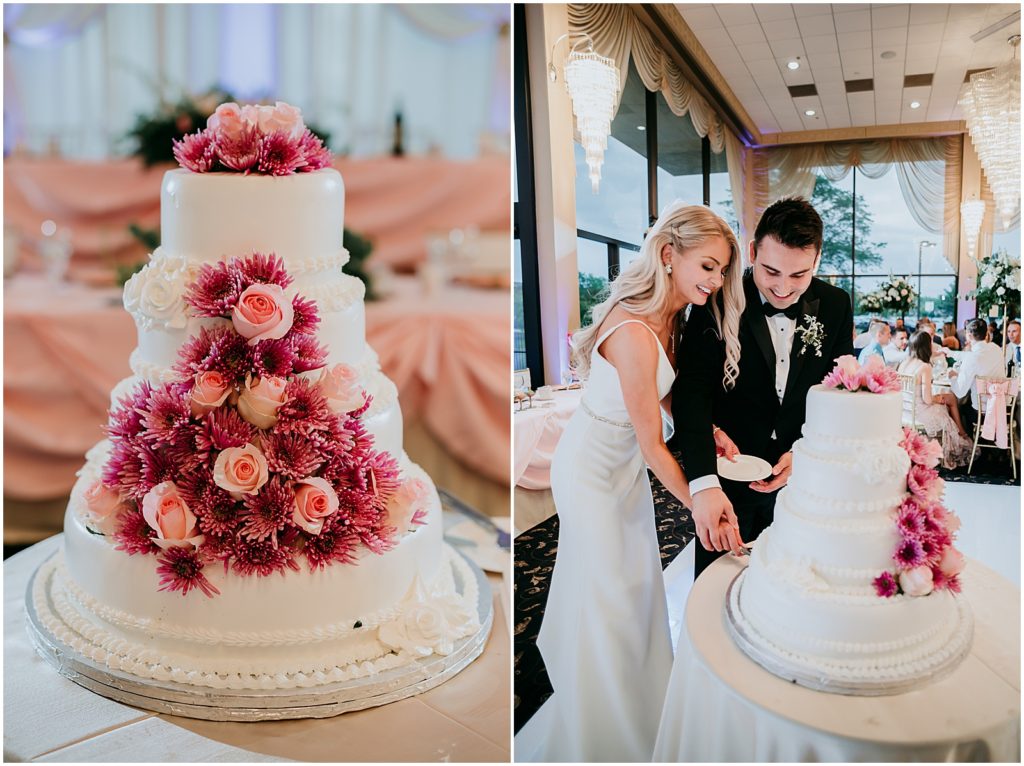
(713, 427, 739, 461)
(691, 488, 738, 552)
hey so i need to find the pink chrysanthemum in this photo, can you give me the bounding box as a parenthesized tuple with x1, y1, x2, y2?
(296, 129, 332, 172)
(899, 427, 943, 469)
(139, 443, 182, 495)
(256, 131, 306, 176)
(860, 356, 900, 394)
(275, 378, 334, 434)
(873, 571, 898, 598)
(141, 384, 193, 446)
(239, 478, 295, 542)
(917, 534, 947, 566)
(173, 129, 218, 173)
(113, 508, 160, 556)
(290, 295, 321, 335)
(303, 524, 360, 570)
(156, 546, 220, 598)
(194, 407, 256, 463)
(175, 325, 253, 384)
(907, 464, 944, 502)
(231, 536, 300, 577)
(107, 382, 153, 440)
(215, 126, 260, 172)
(199, 531, 236, 564)
(253, 338, 298, 378)
(361, 450, 403, 508)
(289, 334, 329, 374)
(238, 252, 292, 289)
(894, 537, 927, 568)
(103, 438, 147, 500)
(186, 261, 245, 317)
(895, 500, 927, 539)
(263, 431, 324, 480)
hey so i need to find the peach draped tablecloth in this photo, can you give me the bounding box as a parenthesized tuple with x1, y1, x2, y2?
(4, 274, 509, 500)
(512, 389, 582, 490)
(4, 155, 510, 274)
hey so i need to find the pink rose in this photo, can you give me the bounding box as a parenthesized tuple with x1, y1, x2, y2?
(385, 478, 432, 535)
(240, 104, 261, 128)
(237, 376, 288, 429)
(899, 565, 935, 597)
(256, 101, 305, 140)
(292, 477, 339, 535)
(824, 355, 862, 390)
(232, 283, 294, 345)
(207, 102, 248, 141)
(190, 370, 232, 416)
(213, 444, 269, 496)
(317, 364, 364, 414)
(142, 481, 202, 548)
(899, 428, 943, 469)
(83, 480, 126, 535)
(939, 546, 966, 578)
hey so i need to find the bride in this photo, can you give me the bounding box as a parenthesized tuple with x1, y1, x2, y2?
(529, 203, 746, 762)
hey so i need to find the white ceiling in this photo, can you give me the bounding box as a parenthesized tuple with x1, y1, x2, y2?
(674, 3, 1021, 135)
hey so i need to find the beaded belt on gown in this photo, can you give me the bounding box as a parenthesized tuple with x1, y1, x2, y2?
(579, 400, 633, 429)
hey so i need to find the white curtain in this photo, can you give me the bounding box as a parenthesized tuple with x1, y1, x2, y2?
(4, 4, 508, 159)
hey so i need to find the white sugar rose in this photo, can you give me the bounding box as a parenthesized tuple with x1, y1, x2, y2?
(856, 445, 911, 484)
(378, 596, 479, 657)
(124, 252, 189, 329)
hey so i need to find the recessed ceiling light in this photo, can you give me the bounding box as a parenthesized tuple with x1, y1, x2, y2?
(805, 109, 816, 116)
(880, 50, 897, 59)
(637, 125, 646, 131)
(910, 101, 921, 109)
(788, 60, 800, 70)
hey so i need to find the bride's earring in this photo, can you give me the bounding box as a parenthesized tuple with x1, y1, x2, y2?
(664, 263, 673, 275)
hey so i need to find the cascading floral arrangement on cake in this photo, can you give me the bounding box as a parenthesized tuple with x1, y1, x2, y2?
(727, 355, 973, 695)
(29, 102, 486, 708)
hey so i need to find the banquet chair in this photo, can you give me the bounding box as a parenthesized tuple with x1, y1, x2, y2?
(968, 375, 1019, 480)
(898, 372, 945, 452)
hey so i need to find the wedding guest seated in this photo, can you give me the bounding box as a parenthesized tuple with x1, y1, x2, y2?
(857, 319, 889, 364)
(897, 332, 972, 468)
(1004, 319, 1020, 374)
(852, 323, 872, 349)
(988, 320, 1003, 346)
(941, 322, 961, 350)
(884, 327, 910, 367)
(949, 318, 1006, 431)
(894, 317, 909, 334)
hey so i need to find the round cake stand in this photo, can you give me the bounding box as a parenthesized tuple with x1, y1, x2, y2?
(25, 545, 493, 721)
(724, 568, 975, 697)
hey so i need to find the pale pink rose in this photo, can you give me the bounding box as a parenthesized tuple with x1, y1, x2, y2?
(237, 376, 288, 429)
(240, 104, 261, 128)
(900, 428, 943, 469)
(206, 102, 247, 141)
(142, 481, 202, 548)
(292, 477, 340, 535)
(255, 101, 305, 140)
(938, 546, 966, 578)
(231, 283, 294, 345)
(213, 444, 269, 496)
(317, 364, 364, 413)
(899, 565, 935, 597)
(385, 478, 432, 535)
(190, 370, 232, 416)
(83, 480, 125, 535)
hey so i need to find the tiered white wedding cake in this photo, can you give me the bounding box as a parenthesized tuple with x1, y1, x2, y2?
(729, 358, 973, 693)
(31, 103, 483, 699)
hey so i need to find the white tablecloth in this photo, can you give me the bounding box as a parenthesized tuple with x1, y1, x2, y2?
(4, 535, 510, 762)
(653, 555, 1020, 762)
(512, 389, 582, 490)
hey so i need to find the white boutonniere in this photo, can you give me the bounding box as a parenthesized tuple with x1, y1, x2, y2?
(796, 315, 824, 357)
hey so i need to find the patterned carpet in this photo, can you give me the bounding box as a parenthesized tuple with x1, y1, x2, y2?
(513, 454, 693, 734)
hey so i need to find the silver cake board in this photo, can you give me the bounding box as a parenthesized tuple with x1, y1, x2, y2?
(25, 546, 494, 721)
(724, 568, 974, 698)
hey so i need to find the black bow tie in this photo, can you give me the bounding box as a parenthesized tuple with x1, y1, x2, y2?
(761, 301, 801, 320)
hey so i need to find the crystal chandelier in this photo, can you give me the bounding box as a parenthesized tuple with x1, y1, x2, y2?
(550, 35, 619, 194)
(960, 197, 987, 259)
(959, 36, 1021, 226)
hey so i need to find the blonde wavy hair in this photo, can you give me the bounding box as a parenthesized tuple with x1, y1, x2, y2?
(572, 202, 745, 389)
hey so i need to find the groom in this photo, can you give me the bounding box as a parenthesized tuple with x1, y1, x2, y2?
(672, 197, 854, 579)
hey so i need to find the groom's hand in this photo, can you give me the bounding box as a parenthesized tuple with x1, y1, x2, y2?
(751, 451, 793, 493)
(692, 488, 739, 552)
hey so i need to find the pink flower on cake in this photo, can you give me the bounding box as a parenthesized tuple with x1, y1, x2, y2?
(215, 126, 260, 172)
(895, 499, 927, 539)
(894, 536, 927, 568)
(899, 427, 943, 469)
(190, 371, 232, 416)
(873, 571, 898, 598)
(907, 464, 944, 502)
(83, 481, 126, 535)
(385, 478, 432, 535)
(898, 565, 935, 597)
(156, 545, 219, 598)
(142, 481, 203, 548)
(206, 102, 248, 141)
(172, 129, 217, 173)
(232, 283, 294, 344)
(297, 130, 333, 171)
(213, 444, 269, 496)
(292, 477, 340, 535)
(317, 364, 365, 414)
(256, 131, 307, 176)
(938, 546, 966, 578)
(255, 102, 306, 140)
(822, 354, 862, 391)
(237, 375, 289, 429)
(861, 355, 900, 394)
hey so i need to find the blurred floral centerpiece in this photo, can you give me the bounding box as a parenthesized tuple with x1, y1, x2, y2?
(859, 275, 916, 319)
(969, 248, 1021, 319)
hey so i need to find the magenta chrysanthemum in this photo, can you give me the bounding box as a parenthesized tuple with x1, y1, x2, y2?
(239, 478, 295, 542)
(103, 438, 147, 500)
(256, 131, 306, 176)
(360, 450, 402, 507)
(894, 537, 927, 568)
(303, 525, 360, 570)
(174, 325, 252, 384)
(289, 334, 329, 374)
(173, 129, 218, 173)
(238, 252, 292, 289)
(896, 500, 927, 539)
(107, 382, 152, 440)
(194, 407, 256, 462)
(263, 431, 324, 480)
(275, 378, 334, 434)
(215, 126, 260, 172)
(253, 338, 298, 378)
(141, 384, 193, 446)
(290, 295, 321, 335)
(114, 508, 160, 556)
(139, 443, 182, 495)
(873, 571, 898, 597)
(186, 261, 244, 317)
(156, 546, 220, 598)
(296, 129, 332, 171)
(231, 536, 300, 577)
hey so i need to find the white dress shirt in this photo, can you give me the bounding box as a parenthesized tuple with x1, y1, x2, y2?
(950, 340, 1005, 409)
(883, 343, 909, 368)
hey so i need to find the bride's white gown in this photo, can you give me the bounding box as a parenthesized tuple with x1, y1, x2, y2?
(532, 320, 675, 762)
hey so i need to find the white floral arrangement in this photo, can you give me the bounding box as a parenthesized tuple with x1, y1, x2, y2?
(859, 275, 916, 316)
(969, 247, 1021, 317)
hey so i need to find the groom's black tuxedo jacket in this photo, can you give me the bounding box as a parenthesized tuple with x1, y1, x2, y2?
(671, 272, 854, 505)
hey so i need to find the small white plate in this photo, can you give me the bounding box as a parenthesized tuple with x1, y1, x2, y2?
(717, 454, 772, 482)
